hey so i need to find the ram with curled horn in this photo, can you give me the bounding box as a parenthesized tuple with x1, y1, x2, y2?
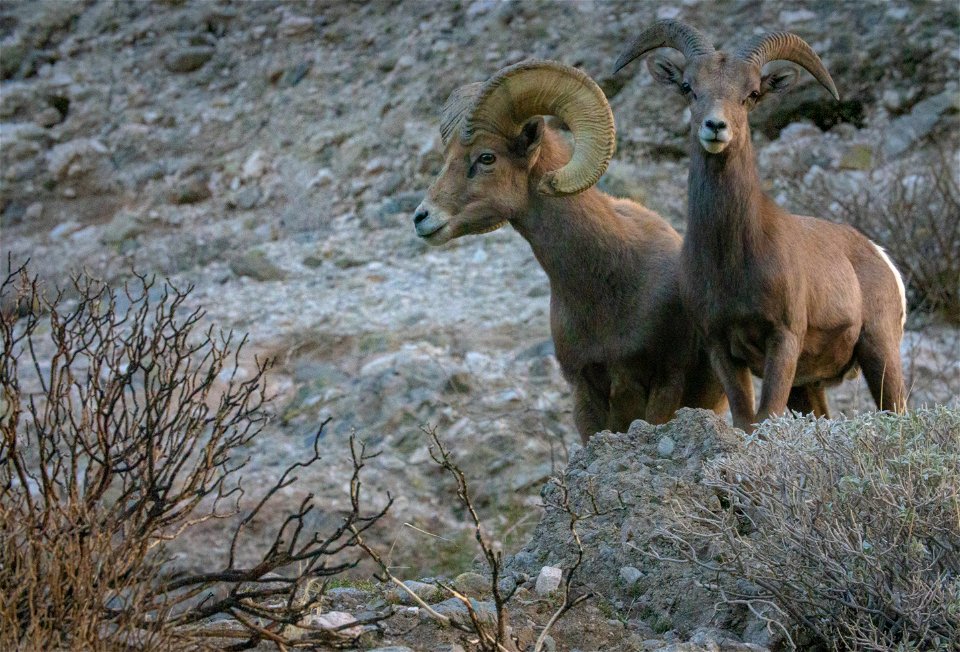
(412, 59, 735, 442)
(614, 21, 907, 433)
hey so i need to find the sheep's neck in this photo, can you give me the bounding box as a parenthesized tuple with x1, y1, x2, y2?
(515, 188, 620, 288)
(685, 139, 766, 271)
(510, 134, 628, 293)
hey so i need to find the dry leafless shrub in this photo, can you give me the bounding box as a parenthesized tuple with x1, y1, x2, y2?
(657, 409, 960, 650)
(0, 265, 391, 650)
(354, 428, 595, 652)
(797, 149, 960, 322)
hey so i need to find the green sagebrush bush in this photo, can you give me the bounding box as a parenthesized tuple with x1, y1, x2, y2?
(661, 409, 960, 650)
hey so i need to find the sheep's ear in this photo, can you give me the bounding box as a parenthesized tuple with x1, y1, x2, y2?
(759, 65, 797, 100)
(646, 54, 685, 91)
(513, 116, 544, 158)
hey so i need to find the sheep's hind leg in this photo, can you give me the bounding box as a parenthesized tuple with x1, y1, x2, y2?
(855, 335, 907, 413)
(572, 364, 612, 444)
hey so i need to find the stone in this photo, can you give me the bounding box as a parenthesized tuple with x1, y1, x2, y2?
(778, 9, 816, 23)
(387, 580, 444, 605)
(241, 150, 267, 179)
(366, 648, 415, 652)
(882, 89, 959, 158)
(538, 634, 557, 652)
(169, 175, 211, 204)
(299, 610, 361, 637)
(47, 138, 108, 180)
(279, 14, 314, 36)
(619, 566, 643, 586)
(24, 202, 43, 221)
(839, 144, 874, 171)
(432, 645, 466, 652)
(34, 107, 62, 127)
(232, 186, 261, 210)
(535, 565, 563, 595)
(164, 46, 215, 73)
(229, 250, 287, 282)
(657, 436, 675, 458)
(425, 597, 497, 626)
(452, 572, 489, 596)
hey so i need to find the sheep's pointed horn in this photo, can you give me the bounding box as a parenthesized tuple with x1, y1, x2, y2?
(613, 20, 714, 73)
(463, 59, 615, 197)
(736, 32, 839, 101)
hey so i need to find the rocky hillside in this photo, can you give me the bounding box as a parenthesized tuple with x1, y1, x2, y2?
(2, 0, 958, 648)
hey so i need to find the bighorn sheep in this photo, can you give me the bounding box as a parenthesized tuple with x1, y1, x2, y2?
(614, 21, 907, 433)
(412, 59, 728, 443)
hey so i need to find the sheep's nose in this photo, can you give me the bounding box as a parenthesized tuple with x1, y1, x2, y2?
(704, 118, 727, 132)
(413, 206, 429, 225)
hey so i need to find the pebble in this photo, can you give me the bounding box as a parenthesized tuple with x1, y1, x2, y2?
(279, 14, 314, 36)
(24, 202, 43, 221)
(535, 565, 563, 595)
(242, 150, 267, 179)
(619, 565, 643, 585)
(165, 46, 215, 73)
(300, 610, 361, 637)
(657, 436, 675, 458)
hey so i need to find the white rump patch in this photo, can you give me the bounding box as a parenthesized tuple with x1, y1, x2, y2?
(871, 241, 907, 328)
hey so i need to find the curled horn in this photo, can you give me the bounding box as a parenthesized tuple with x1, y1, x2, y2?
(613, 19, 714, 73)
(462, 59, 616, 197)
(736, 32, 839, 100)
(440, 82, 482, 147)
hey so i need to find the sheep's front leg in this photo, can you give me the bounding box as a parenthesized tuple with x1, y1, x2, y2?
(787, 384, 830, 418)
(707, 341, 756, 432)
(571, 364, 611, 445)
(756, 329, 801, 425)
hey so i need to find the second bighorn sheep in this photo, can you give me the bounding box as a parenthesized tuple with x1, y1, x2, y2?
(413, 60, 728, 443)
(614, 21, 908, 432)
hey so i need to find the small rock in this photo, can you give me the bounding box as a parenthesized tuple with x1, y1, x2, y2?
(165, 46, 215, 73)
(426, 597, 497, 626)
(657, 436, 675, 458)
(432, 644, 467, 652)
(47, 138, 109, 180)
(883, 89, 958, 158)
(242, 150, 267, 179)
(452, 572, 489, 595)
(366, 647, 414, 652)
(619, 566, 643, 586)
(300, 610, 361, 637)
(538, 634, 557, 652)
(34, 107, 62, 127)
(388, 580, 444, 605)
(467, 0, 497, 19)
(24, 202, 43, 221)
(279, 14, 314, 36)
(230, 250, 287, 282)
(839, 144, 873, 171)
(170, 175, 211, 204)
(535, 566, 563, 595)
(778, 9, 816, 23)
(232, 186, 261, 210)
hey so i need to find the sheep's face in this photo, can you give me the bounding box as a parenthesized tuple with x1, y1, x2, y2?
(413, 118, 544, 246)
(647, 53, 797, 155)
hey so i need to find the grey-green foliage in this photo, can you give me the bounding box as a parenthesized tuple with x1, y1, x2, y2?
(675, 409, 960, 651)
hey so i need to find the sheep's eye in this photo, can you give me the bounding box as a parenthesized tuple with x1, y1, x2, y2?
(749, 90, 761, 101)
(477, 153, 496, 165)
(680, 81, 692, 95)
